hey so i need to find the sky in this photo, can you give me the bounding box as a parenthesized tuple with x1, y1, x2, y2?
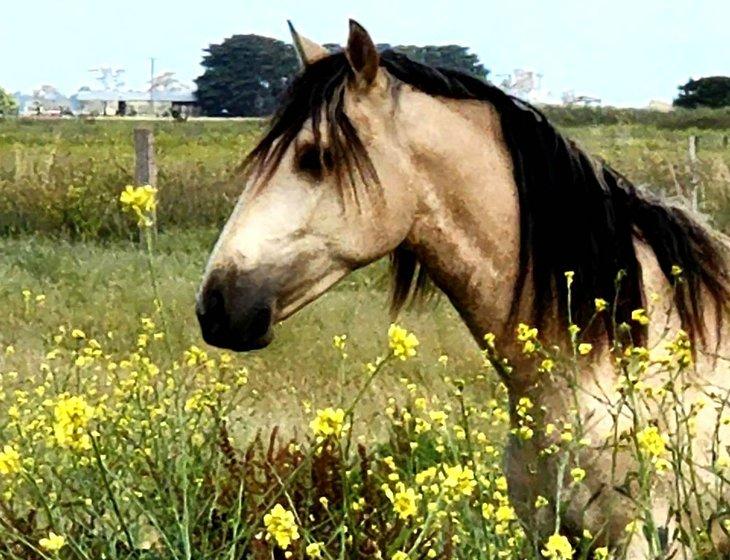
(1, 0, 728, 107)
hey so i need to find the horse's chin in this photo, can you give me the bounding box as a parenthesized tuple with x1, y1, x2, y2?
(232, 333, 273, 352)
(202, 329, 274, 352)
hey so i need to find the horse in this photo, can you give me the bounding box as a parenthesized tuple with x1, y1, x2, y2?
(196, 20, 730, 558)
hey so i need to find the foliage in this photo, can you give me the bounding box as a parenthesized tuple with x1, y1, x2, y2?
(0, 202, 727, 557)
(1, 127, 730, 558)
(195, 34, 299, 117)
(674, 76, 730, 109)
(194, 34, 489, 117)
(0, 86, 18, 116)
(1, 116, 729, 239)
(387, 44, 489, 80)
(325, 42, 489, 81)
(0, 119, 263, 238)
(541, 105, 730, 130)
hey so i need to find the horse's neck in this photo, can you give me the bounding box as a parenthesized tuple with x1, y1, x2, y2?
(402, 97, 526, 353)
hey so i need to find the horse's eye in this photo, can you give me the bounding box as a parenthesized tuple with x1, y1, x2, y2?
(297, 145, 334, 179)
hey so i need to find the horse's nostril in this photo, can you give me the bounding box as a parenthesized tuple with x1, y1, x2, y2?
(248, 305, 272, 340)
(197, 285, 228, 340)
(205, 287, 225, 317)
(197, 273, 273, 351)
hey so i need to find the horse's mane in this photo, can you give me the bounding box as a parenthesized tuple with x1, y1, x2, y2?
(245, 50, 730, 345)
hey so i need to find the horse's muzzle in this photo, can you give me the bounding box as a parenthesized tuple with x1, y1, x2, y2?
(196, 269, 274, 351)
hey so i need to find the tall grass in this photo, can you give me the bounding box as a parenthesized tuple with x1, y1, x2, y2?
(0, 184, 728, 559)
(1, 111, 730, 558)
(1, 113, 729, 237)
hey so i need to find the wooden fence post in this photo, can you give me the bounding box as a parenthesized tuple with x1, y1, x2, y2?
(688, 135, 700, 211)
(134, 128, 157, 187)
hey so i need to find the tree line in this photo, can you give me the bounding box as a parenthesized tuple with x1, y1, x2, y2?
(194, 34, 489, 117)
(193, 34, 730, 117)
(2, 35, 729, 117)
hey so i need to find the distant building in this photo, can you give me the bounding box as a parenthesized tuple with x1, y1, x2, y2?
(647, 100, 673, 112)
(561, 90, 602, 107)
(73, 90, 198, 117)
(15, 86, 72, 116)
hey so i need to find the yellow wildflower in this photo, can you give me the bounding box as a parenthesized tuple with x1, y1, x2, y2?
(306, 542, 324, 558)
(53, 394, 94, 451)
(388, 324, 419, 360)
(388, 483, 420, 519)
(119, 184, 157, 227)
(577, 343, 593, 356)
(495, 504, 517, 523)
(442, 464, 476, 497)
(570, 467, 586, 483)
(636, 425, 667, 459)
(0, 445, 21, 475)
(332, 334, 347, 353)
(415, 466, 437, 486)
(263, 504, 300, 549)
(392, 552, 410, 560)
(594, 298, 608, 312)
(542, 532, 573, 559)
(666, 329, 692, 368)
(517, 323, 539, 355)
(631, 308, 650, 326)
(310, 407, 345, 438)
(540, 358, 555, 373)
(429, 410, 448, 426)
(39, 532, 66, 552)
(564, 270, 575, 288)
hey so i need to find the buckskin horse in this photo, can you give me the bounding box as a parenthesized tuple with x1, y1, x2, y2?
(196, 20, 730, 558)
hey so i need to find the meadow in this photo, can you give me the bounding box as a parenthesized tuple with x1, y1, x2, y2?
(0, 110, 729, 559)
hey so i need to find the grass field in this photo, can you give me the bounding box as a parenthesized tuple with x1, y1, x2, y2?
(1, 111, 729, 558)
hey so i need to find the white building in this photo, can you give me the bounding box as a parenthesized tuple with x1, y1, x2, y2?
(74, 90, 198, 117)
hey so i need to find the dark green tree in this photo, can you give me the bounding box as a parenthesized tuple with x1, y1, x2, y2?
(195, 35, 489, 116)
(674, 76, 730, 109)
(384, 44, 489, 80)
(0, 86, 17, 116)
(195, 34, 299, 117)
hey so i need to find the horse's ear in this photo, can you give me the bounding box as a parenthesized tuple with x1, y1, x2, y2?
(288, 20, 329, 67)
(345, 19, 379, 87)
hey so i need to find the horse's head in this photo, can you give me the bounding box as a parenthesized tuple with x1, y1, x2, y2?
(197, 21, 421, 351)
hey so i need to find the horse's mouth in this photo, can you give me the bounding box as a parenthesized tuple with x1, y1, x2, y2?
(229, 332, 273, 352)
(201, 328, 274, 352)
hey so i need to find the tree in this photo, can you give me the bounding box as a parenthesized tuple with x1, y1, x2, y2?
(195, 34, 299, 117)
(195, 35, 489, 117)
(330, 42, 489, 80)
(0, 86, 17, 116)
(383, 44, 489, 80)
(674, 76, 730, 109)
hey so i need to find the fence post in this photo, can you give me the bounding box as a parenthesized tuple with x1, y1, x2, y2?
(134, 128, 157, 187)
(688, 135, 700, 211)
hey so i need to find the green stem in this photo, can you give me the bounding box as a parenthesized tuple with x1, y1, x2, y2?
(90, 432, 136, 553)
(142, 225, 173, 358)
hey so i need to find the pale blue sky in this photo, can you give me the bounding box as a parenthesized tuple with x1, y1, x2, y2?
(1, 0, 727, 106)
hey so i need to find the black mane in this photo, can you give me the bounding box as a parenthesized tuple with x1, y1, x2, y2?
(245, 50, 730, 345)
